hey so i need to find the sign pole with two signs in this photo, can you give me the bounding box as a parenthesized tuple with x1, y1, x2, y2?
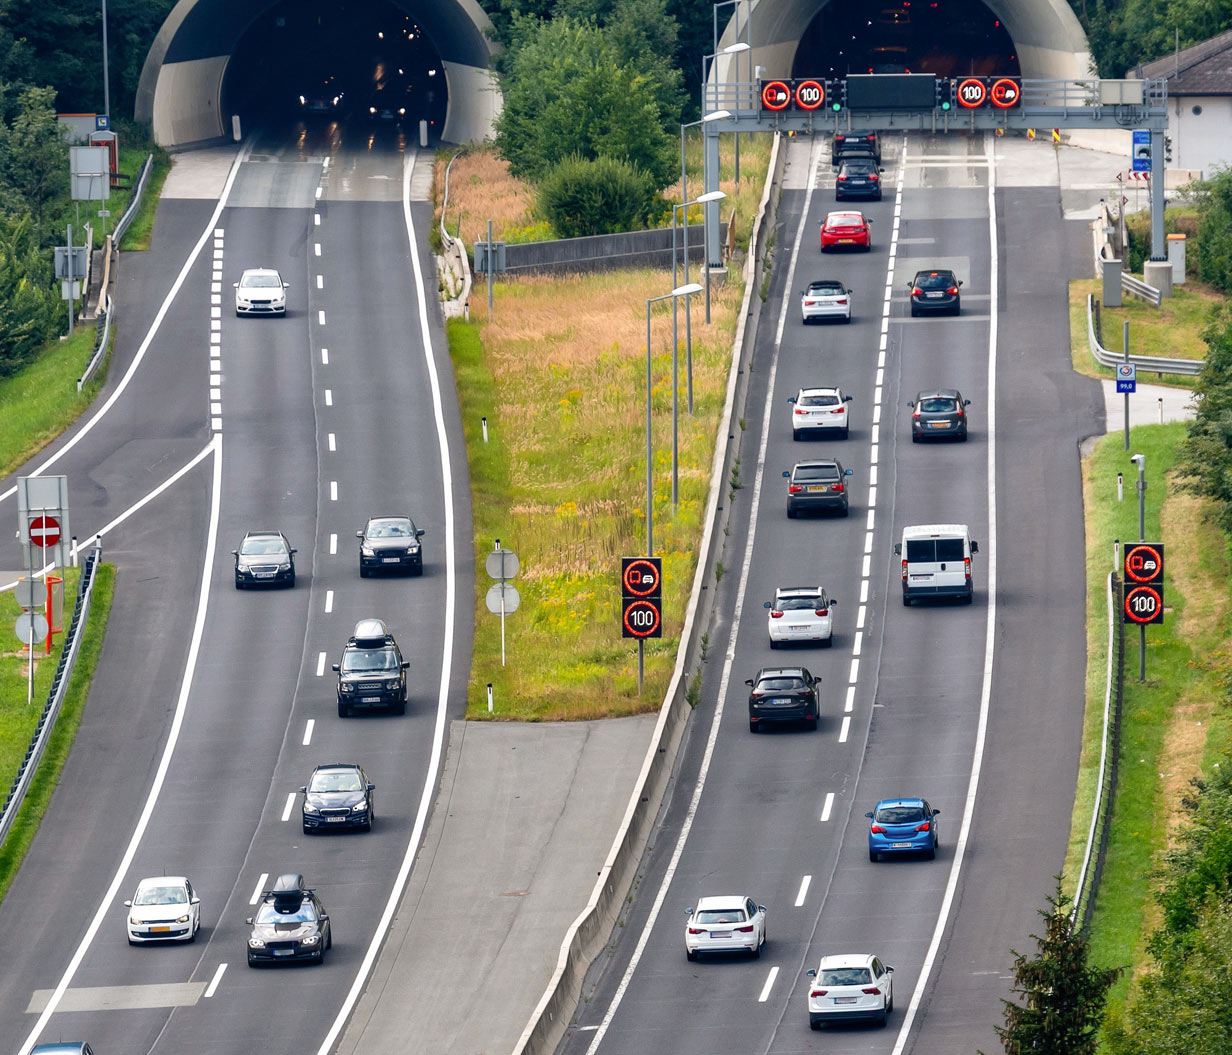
(1122, 539, 1164, 681)
(621, 557, 663, 694)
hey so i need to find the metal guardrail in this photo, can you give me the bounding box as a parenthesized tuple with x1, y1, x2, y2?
(0, 544, 102, 852)
(1086, 293, 1202, 376)
(1072, 570, 1125, 933)
(113, 153, 153, 247)
(440, 149, 462, 250)
(78, 292, 112, 391)
(1122, 272, 1162, 306)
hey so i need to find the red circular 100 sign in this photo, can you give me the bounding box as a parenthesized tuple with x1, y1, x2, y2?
(761, 81, 791, 111)
(1124, 585, 1163, 624)
(794, 80, 825, 111)
(623, 599, 662, 638)
(956, 78, 987, 108)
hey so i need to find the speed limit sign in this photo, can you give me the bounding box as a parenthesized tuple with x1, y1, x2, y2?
(1124, 584, 1164, 625)
(956, 78, 987, 108)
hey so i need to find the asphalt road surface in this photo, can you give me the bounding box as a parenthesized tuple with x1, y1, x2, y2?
(556, 132, 1101, 1055)
(0, 120, 473, 1055)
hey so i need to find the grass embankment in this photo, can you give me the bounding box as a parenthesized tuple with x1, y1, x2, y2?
(435, 134, 772, 254)
(1064, 282, 1232, 1019)
(116, 146, 173, 251)
(1068, 277, 1223, 386)
(0, 563, 115, 902)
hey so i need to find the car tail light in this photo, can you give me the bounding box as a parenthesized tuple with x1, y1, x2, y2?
(915, 822, 932, 832)
(870, 824, 887, 834)
(811, 989, 828, 998)
(965, 557, 972, 580)
(869, 173, 880, 181)
(832, 482, 844, 492)
(862, 988, 883, 996)
(815, 608, 828, 617)
(901, 559, 908, 582)
(831, 407, 844, 414)
(913, 406, 921, 418)
(837, 175, 848, 181)
(911, 286, 923, 296)
(865, 134, 876, 141)
(770, 610, 784, 618)
(795, 408, 808, 415)
(750, 691, 763, 699)
(735, 924, 754, 933)
(687, 926, 704, 935)
(836, 297, 847, 304)
(956, 405, 964, 416)
(788, 484, 802, 494)
(947, 285, 959, 295)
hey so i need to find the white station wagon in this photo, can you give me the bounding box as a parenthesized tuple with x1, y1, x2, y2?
(684, 895, 766, 961)
(807, 953, 894, 1028)
(765, 586, 835, 647)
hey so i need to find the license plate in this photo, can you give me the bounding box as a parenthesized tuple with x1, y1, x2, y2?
(806, 485, 827, 493)
(382, 557, 400, 563)
(910, 574, 931, 582)
(926, 291, 944, 298)
(327, 815, 345, 822)
(710, 931, 731, 939)
(929, 421, 949, 428)
(834, 997, 858, 1004)
(150, 926, 170, 933)
(274, 948, 294, 957)
(839, 238, 854, 243)
(256, 572, 274, 579)
(360, 696, 382, 703)
(892, 842, 912, 848)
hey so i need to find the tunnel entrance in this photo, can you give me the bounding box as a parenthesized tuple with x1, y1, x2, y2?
(223, 0, 448, 139)
(791, 0, 1020, 79)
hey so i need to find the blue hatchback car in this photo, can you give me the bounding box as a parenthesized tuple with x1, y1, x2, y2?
(866, 798, 940, 861)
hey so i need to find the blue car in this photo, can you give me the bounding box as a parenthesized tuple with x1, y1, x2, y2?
(866, 798, 940, 861)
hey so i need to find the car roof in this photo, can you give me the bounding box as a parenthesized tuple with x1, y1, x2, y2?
(136, 875, 189, 887)
(366, 515, 413, 524)
(914, 389, 962, 401)
(775, 587, 823, 598)
(240, 267, 280, 277)
(901, 523, 970, 538)
(32, 1047, 92, 1054)
(793, 459, 841, 470)
(839, 128, 877, 136)
(695, 895, 752, 910)
(243, 530, 286, 540)
(755, 666, 808, 678)
(913, 267, 957, 277)
(816, 953, 878, 969)
(798, 386, 841, 397)
(874, 797, 926, 809)
(838, 156, 878, 166)
(825, 211, 865, 220)
(806, 279, 845, 288)
(313, 762, 362, 773)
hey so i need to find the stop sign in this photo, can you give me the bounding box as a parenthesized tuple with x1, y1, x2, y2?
(29, 515, 61, 548)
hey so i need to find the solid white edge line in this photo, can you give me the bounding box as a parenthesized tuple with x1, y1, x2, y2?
(303, 718, 315, 746)
(795, 875, 812, 906)
(203, 962, 226, 999)
(758, 966, 780, 1002)
(250, 873, 268, 906)
(281, 792, 297, 822)
(889, 131, 999, 1055)
(0, 145, 250, 505)
(16, 435, 224, 1055)
(313, 143, 459, 1055)
(581, 135, 827, 1055)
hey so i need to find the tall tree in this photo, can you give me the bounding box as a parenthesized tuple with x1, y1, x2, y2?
(1175, 308, 1232, 535)
(0, 85, 69, 239)
(986, 880, 1122, 1055)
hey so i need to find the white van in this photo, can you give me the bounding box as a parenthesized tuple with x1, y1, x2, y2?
(895, 524, 978, 605)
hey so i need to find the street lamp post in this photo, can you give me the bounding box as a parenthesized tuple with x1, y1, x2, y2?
(101, 0, 111, 119)
(673, 189, 727, 432)
(680, 109, 730, 331)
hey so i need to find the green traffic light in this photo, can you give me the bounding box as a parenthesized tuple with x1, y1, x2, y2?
(832, 101, 842, 112)
(940, 100, 951, 111)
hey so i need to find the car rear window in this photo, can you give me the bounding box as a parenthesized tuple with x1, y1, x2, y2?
(779, 596, 822, 611)
(914, 272, 954, 290)
(821, 967, 872, 986)
(905, 537, 966, 562)
(758, 676, 806, 691)
(920, 398, 957, 413)
(841, 160, 877, 173)
(876, 805, 926, 824)
(800, 393, 840, 407)
(795, 464, 840, 482)
(808, 282, 844, 294)
(696, 908, 746, 924)
(828, 215, 864, 228)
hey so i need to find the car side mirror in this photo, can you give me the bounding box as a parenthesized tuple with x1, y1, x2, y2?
(782, 471, 790, 478)
(331, 663, 341, 672)
(319, 914, 328, 922)
(879, 167, 885, 173)
(758, 905, 766, 913)
(356, 530, 364, 538)
(763, 601, 772, 609)
(245, 917, 254, 925)
(971, 541, 979, 553)
(844, 395, 852, 402)
(744, 679, 754, 686)
(283, 282, 291, 289)
(864, 811, 873, 818)
(401, 661, 410, 670)
(232, 282, 239, 288)
(685, 906, 694, 917)
(416, 529, 425, 537)
(787, 397, 796, 405)
(231, 550, 239, 557)
(299, 785, 308, 793)
(906, 281, 913, 288)
(191, 896, 200, 905)
(933, 809, 941, 816)
(963, 399, 971, 406)
(290, 549, 297, 555)
(807, 968, 817, 978)
(886, 965, 895, 973)
(893, 543, 902, 555)
(957, 280, 964, 287)
(843, 468, 853, 476)
(124, 899, 132, 907)
(367, 783, 375, 791)
(830, 600, 838, 607)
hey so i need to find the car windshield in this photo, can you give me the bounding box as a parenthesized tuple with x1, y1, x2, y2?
(696, 908, 747, 924)
(795, 465, 840, 482)
(828, 215, 864, 228)
(240, 538, 287, 556)
(778, 596, 822, 611)
(757, 676, 806, 691)
(820, 967, 873, 986)
(368, 520, 413, 538)
(310, 770, 363, 792)
(807, 282, 843, 294)
(841, 161, 877, 173)
(343, 649, 399, 672)
(876, 805, 926, 824)
(800, 393, 839, 407)
(914, 272, 954, 290)
(920, 398, 958, 413)
(243, 274, 282, 288)
(256, 901, 316, 924)
(134, 884, 187, 906)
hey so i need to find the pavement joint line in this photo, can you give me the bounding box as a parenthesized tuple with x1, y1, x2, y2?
(325, 589, 334, 613)
(795, 875, 813, 904)
(316, 652, 327, 676)
(578, 133, 828, 1055)
(249, 874, 268, 905)
(203, 964, 226, 999)
(839, 716, 851, 742)
(303, 719, 315, 746)
(759, 966, 779, 1002)
(281, 792, 296, 822)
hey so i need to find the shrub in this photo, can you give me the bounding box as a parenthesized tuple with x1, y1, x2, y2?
(537, 155, 654, 238)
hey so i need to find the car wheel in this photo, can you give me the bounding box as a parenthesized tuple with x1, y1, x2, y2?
(235, 579, 244, 590)
(752, 939, 761, 960)
(338, 700, 349, 718)
(911, 306, 919, 318)
(247, 955, 257, 967)
(393, 697, 407, 716)
(911, 432, 920, 443)
(839, 505, 849, 518)
(749, 720, 758, 733)
(303, 822, 312, 835)
(903, 594, 912, 607)
(959, 431, 968, 442)
(877, 1008, 888, 1027)
(769, 639, 779, 649)
(887, 990, 894, 1013)
(792, 430, 801, 442)
(964, 593, 974, 605)
(927, 842, 937, 860)
(805, 717, 818, 731)
(952, 303, 961, 316)
(359, 565, 369, 578)
(287, 571, 295, 588)
(810, 1020, 821, 1031)
(413, 564, 424, 577)
(687, 949, 698, 962)
(822, 635, 833, 648)
(840, 426, 849, 440)
(843, 314, 852, 324)
(787, 507, 797, 519)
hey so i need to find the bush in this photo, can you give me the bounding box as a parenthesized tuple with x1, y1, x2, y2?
(537, 155, 654, 238)
(1191, 166, 1232, 293)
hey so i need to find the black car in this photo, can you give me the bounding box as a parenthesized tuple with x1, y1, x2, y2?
(333, 619, 409, 717)
(358, 516, 425, 576)
(233, 531, 296, 588)
(908, 389, 970, 442)
(908, 269, 963, 316)
(784, 460, 853, 518)
(746, 666, 821, 732)
(835, 158, 884, 201)
(301, 763, 375, 833)
(832, 128, 881, 165)
(246, 873, 331, 966)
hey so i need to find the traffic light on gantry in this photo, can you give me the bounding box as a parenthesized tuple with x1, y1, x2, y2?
(1164, 135, 1173, 163)
(935, 78, 953, 111)
(826, 78, 846, 112)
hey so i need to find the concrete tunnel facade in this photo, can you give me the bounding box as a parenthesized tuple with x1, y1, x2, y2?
(136, 0, 1092, 150)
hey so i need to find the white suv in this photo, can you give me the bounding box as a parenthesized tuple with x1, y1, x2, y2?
(684, 895, 766, 960)
(788, 387, 852, 441)
(765, 587, 835, 647)
(807, 953, 894, 1029)
(234, 267, 288, 316)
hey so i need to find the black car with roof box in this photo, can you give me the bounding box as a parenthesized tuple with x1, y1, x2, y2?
(332, 619, 408, 717)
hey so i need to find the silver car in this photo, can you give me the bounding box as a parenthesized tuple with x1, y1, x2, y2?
(234, 268, 288, 316)
(765, 586, 835, 647)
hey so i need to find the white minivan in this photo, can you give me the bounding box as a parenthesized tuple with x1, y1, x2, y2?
(895, 524, 978, 605)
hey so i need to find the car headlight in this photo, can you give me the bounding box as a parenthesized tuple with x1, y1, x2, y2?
(351, 802, 368, 813)
(130, 915, 142, 926)
(277, 562, 291, 571)
(301, 934, 320, 946)
(303, 802, 321, 815)
(361, 545, 375, 556)
(385, 679, 400, 690)
(341, 683, 354, 693)
(248, 938, 266, 948)
(407, 544, 419, 554)
(176, 913, 191, 924)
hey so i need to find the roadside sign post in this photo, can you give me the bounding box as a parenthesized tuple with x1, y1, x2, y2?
(1122, 457, 1159, 681)
(621, 557, 663, 694)
(1122, 321, 1131, 451)
(485, 541, 520, 668)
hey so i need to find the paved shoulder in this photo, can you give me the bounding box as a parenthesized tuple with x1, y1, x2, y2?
(336, 715, 656, 1055)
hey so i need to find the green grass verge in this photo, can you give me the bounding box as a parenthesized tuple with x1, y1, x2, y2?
(1068, 278, 1223, 387)
(118, 147, 173, 251)
(1067, 423, 1232, 1019)
(0, 563, 115, 902)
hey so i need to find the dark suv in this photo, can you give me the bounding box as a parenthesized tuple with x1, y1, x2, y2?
(746, 666, 821, 732)
(835, 157, 884, 201)
(332, 619, 408, 717)
(784, 460, 854, 518)
(832, 129, 881, 165)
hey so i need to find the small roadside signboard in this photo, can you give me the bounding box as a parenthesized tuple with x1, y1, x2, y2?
(1132, 130, 1151, 172)
(1115, 363, 1137, 394)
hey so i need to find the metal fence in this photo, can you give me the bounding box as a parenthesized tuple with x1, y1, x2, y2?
(78, 292, 112, 392)
(1072, 570, 1125, 933)
(1086, 293, 1202, 376)
(1122, 272, 1162, 307)
(113, 153, 153, 248)
(0, 544, 103, 851)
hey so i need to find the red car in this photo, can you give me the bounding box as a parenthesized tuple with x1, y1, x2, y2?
(820, 211, 872, 253)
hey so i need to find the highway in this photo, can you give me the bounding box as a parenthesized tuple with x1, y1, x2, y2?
(0, 122, 473, 1055)
(557, 132, 1101, 1055)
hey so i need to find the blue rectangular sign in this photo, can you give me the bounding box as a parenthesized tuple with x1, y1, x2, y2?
(1116, 362, 1137, 393)
(1132, 130, 1151, 173)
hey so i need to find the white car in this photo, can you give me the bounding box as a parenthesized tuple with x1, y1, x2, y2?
(807, 953, 894, 1029)
(124, 876, 201, 944)
(800, 279, 852, 323)
(788, 386, 852, 440)
(684, 895, 766, 961)
(234, 268, 288, 316)
(765, 586, 835, 647)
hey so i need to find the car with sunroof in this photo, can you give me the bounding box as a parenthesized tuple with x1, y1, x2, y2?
(765, 586, 836, 648)
(800, 279, 852, 323)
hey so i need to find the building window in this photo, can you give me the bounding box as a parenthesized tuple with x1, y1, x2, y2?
(1192, 104, 1203, 115)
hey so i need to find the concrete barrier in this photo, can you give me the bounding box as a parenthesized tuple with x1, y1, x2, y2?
(510, 131, 788, 1055)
